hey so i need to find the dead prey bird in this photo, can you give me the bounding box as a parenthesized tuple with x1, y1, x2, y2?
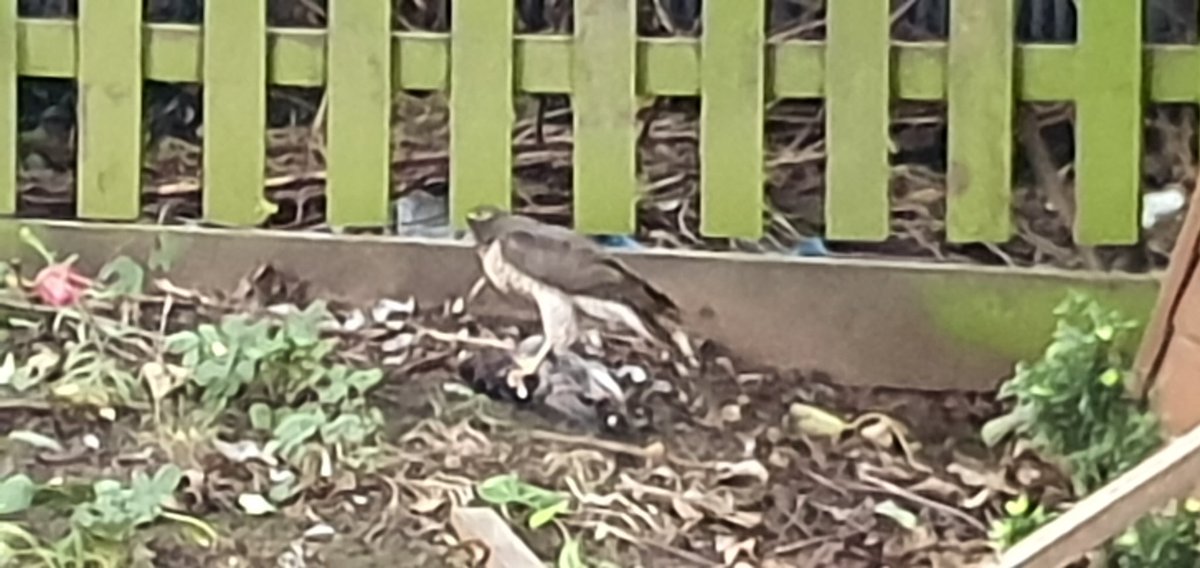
(464, 206, 680, 397)
(458, 336, 650, 432)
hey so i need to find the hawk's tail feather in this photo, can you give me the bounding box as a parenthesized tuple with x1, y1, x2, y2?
(641, 281, 680, 320)
(632, 303, 697, 364)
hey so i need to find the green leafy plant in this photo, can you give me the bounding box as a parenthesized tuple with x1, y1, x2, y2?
(983, 293, 1200, 566)
(983, 292, 1161, 495)
(476, 474, 590, 566)
(167, 302, 350, 410)
(166, 302, 386, 471)
(988, 495, 1056, 552)
(477, 474, 572, 530)
(0, 466, 215, 567)
(94, 256, 145, 299)
(1110, 500, 1200, 568)
(248, 401, 385, 470)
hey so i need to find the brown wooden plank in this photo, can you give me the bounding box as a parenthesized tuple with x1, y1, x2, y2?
(1152, 335, 1200, 435)
(1134, 177, 1200, 393)
(995, 422, 1200, 568)
(449, 507, 543, 568)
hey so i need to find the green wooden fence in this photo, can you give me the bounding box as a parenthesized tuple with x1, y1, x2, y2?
(0, 1, 1180, 244)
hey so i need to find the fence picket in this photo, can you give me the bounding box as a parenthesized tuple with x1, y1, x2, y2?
(450, 0, 514, 226)
(78, 0, 142, 220)
(947, 0, 1016, 243)
(0, 5, 1169, 247)
(203, 0, 272, 226)
(573, 0, 637, 235)
(328, 0, 392, 227)
(700, 0, 765, 239)
(825, 0, 890, 241)
(1076, 0, 1142, 245)
(0, 0, 13, 215)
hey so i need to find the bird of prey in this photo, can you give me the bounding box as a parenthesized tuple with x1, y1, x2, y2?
(464, 205, 679, 396)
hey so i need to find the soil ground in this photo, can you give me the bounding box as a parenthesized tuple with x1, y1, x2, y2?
(0, 261, 1072, 567)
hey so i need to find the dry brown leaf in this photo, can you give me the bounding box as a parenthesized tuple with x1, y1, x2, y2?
(715, 535, 757, 566)
(714, 460, 769, 486)
(785, 403, 849, 439)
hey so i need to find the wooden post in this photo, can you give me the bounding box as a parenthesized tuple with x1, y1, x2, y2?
(1134, 175, 1200, 436)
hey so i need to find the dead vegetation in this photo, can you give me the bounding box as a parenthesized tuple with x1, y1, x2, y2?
(0, 230, 1086, 567)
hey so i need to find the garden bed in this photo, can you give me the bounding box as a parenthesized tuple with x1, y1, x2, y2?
(0, 239, 1077, 567)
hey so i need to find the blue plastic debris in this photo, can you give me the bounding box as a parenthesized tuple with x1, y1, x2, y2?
(593, 235, 644, 250)
(394, 189, 455, 239)
(791, 237, 829, 257)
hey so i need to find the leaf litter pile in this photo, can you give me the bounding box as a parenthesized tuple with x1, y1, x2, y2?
(0, 234, 1076, 567)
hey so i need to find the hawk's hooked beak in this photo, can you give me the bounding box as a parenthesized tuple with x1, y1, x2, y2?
(465, 205, 504, 243)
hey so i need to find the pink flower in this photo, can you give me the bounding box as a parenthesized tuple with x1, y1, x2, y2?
(32, 261, 92, 307)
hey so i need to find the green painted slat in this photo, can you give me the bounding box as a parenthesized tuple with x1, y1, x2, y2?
(396, 33, 448, 89)
(770, 41, 821, 98)
(449, 0, 514, 226)
(270, 29, 325, 86)
(77, 1, 142, 220)
(203, 0, 273, 226)
(10, 21, 1200, 104)
(328, 0, 391, 227)
(699, 0, 764, 238)
(572, 0, 636, 235)
(0, 0, 14, 215)
(1075, 1, 1142, 245)
(824, 0, 889, 241)
(144, 25, 200, 83)
(946, 0, 1015, 243)
(516, 36, 571, 94)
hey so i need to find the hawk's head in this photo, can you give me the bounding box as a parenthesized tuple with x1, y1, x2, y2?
(465, 205, 509, 244)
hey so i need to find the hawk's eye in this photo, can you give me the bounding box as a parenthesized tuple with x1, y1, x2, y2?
(466, 208, 494, 222)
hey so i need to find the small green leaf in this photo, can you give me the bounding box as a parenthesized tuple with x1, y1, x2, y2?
(477, 474, 566, 511)
(150, 464, 183, 496)
(348, 369, 384, 393)
(1095, 326, 1114, 341)
(0, 475, 37, 515)
(1114, 527, 1139, 548)
(272, 409, 325, 458)
(981, 411, 1023, 447)
(97, 256, 145, 297)
(149, 233, 185, 272)
(557, 534, 586, 568)
(1186, 499, 1200, 514)
(249, 403, 274, 431)
(165, 331, 200, 354)
(1005, 495, 1031, 517)
(530, 499, 570, 529)
(1029, 384, 1054, 397)
(874, 499, 919, 530)
(18, 227, 55, 264)
(1099, 368, 1122, 387)
(477, 474, 521, 504)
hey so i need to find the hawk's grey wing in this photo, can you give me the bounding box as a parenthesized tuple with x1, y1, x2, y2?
(496, 225, 678, 321)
